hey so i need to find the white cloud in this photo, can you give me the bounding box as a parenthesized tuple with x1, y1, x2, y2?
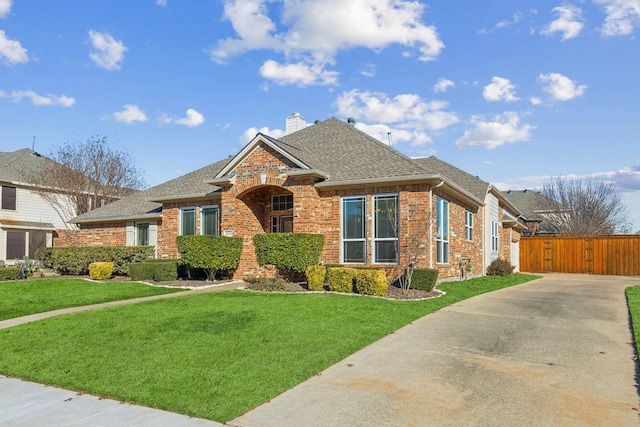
(210, 0, 444, 86)
(541, 5, 585, 40)
(455, 112, 535, 149)
(360, 63, 376, 78)
(112, 104, 148, 124)
(592, 164, 640, 191)
(0, 0, 11, 18)
(156, 0, 167, 7)
(335, 89, 459, 132)
(538, 72, 587, 101)
(595, 0, 640, 36)
(354, 122, 432, 147)
(88, 30, 127, 70)
(433, 78, 455, 93)
(530, 96, 543, 106)
(0, 29, 28, 65)
(2, 90, 75, 107)
(259, 59, 338, 86)
(240, 126, 285, 145)
(496, 12, 523, 29)
(483, 77, 519, 102)
(162, 108, 206, 128)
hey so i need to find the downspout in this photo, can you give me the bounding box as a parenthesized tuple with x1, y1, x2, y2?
(429, 179, 445, 269)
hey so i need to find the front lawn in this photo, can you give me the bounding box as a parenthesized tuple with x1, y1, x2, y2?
(0, 278, 184, 321)
(0, 274, 539, 422)
(626, 286, 640, 356)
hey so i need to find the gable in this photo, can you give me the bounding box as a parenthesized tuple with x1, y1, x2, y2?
(234, 142, 302, 177)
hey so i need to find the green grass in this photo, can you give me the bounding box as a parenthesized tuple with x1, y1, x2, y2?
(626, 286, 640, 357)
(0, 274, 539, 422)
(0, 278, 184, 320)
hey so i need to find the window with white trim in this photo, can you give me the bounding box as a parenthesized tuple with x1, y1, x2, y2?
(342, 196, 366, 263)
(272, 194, 293, 211)
(136, 223, 149, 246)
(180, 207, 196, 235)
(373, 194, 399, 263)
(1, 186, 16, 210)
(201, 206, 219, 235)
(436, 197, 449, 264)
(491, 220, 499, 252)
(465, 210, 473, 241)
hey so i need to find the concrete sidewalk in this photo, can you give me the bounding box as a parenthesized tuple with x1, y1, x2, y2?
(229, 274, 640, 426)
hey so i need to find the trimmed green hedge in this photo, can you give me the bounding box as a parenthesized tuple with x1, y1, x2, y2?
(354, 269, 388, 296)
(129, 259, 179, 282)
(305, 265, 326, 291)
(40, 246, 154, 276)
(254, 233, 324, 273)
(326, 267, 357, 293)
(176, 235, 242, 280)
(0, 268, 22, 281)
(411, 268, 439, 291)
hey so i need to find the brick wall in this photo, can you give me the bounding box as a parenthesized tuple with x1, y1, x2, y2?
(58, 222, 127, 247)
(158, 198, 219, 259)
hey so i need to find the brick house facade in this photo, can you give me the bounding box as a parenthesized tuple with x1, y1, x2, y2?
(67, 116, 523, 280)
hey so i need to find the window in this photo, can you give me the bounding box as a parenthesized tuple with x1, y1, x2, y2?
(491, 220, 499, 252)
(136, 223, 149, 246)
(465, 210, 474, 241)
(180, 208, 196, 235)
(272, 194, 293, 211)
(1, 186, 16, 210)
(201, 206, 219, 235)
(436, 197, 449, 264)
(373, 194, 399, 263)
(6, 230, 26, 260)
(342, 196, 366, 263)
(270, 216, 293, 233)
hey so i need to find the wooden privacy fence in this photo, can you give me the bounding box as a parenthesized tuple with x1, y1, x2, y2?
(520, 235, 640, 276)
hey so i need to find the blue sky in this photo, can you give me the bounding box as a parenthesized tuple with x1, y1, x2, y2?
(2, 0, 640, 230)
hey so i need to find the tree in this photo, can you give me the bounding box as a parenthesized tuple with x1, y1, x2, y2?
(31, 136, 146, 218)
(534, 176, 630, 235)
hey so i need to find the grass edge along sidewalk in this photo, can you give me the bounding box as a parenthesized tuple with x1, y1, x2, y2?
(625, 286, 640, 362)
(0, 274, 539, 423)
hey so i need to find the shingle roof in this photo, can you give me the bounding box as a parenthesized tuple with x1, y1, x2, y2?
(500, 190, 543, 221)
(71, 157, 231, 223)
(0, 148, 61, 186)
(270, 117, 429, 183)
(413, 156, 490, 201)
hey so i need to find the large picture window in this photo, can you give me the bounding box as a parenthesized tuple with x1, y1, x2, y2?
(180, 208, 196, 236)
(373, 194, 399, 263)
(1, 186, 16, 210)
(201, 206, 219, 235)
(342, 196, 366, 263)
(436, 197, 449, 264)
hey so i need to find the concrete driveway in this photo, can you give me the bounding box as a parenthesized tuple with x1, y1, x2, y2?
(229, 274, 640, 426)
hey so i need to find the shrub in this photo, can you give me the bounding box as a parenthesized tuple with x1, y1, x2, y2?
(89, 262, 114, 280)
(486, 258, 515, 276)
(34, 247, 54, 268)
(254, 233, 324, 273)
(0, 268, 22, 281)
(176, 235, 242, 281)
(326, 267, 357, 293)
(354, 269, 388, 296)
(46, 246, 154, 275)
(323, 264, 343, 282)
(411, 268, 439, 291)
(129, 259, 179, 282)
(244, 276, 288, 291)
(305, 265, 326, 291)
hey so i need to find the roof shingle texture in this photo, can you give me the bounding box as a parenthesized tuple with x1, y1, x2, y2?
(413, 156, 489, 201)
(0, 149, 61, 185)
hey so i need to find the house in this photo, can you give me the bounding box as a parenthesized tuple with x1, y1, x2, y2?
(501, 189, 559, 236)
(0, 149, 79, 263)
(66, 115, 524, 280)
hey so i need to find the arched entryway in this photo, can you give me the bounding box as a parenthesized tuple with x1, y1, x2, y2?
(237, 185, 294, 234)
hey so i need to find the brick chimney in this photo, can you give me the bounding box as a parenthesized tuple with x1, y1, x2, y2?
(285, 112, 307, 135)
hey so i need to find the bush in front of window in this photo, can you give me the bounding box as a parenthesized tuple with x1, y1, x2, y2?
(305, 265, 326, 291)
(326, 267, 357, 293)
(253, 233, 324, 273)
(176, 235, 243, 281)
(410, 268, 439, 291)
(88, 262, 114, 280)
(486, 258, 515, 276)
(354, 269, 388, 296)
(44, 246, 154, 276)
(0, 267, 22, 281)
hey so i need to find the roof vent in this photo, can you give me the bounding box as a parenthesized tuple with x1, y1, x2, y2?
(285, 112, 307, 135)
(347, 117, 356, 126)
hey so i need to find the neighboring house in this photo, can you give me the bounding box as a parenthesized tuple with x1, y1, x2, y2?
(68, 115, 524, 280)
(0, 149, 78, 263)
(501, 190, 559, 236)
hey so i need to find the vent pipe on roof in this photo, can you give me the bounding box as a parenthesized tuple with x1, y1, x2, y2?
(387, 132, 392, 147)
(347, 117, 355, 126)
(285, 112, 307, 135)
